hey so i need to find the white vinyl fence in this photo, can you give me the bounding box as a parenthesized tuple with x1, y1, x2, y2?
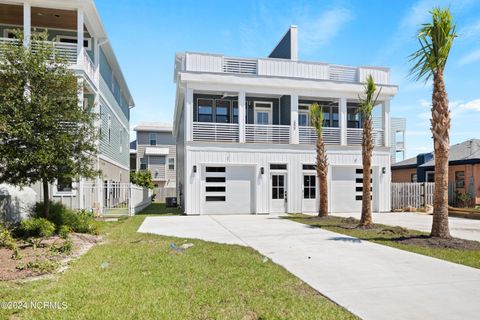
(391, 182, 434, 210)
(81, 182, 152, 216)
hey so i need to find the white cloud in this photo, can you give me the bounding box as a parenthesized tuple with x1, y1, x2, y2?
(450, 99, 480, 117)
(459, 20, 480, 40)
(299, 8, 353, 53)
(459, 48, 480, 65)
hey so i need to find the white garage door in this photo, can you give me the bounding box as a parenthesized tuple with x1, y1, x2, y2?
(202, 166, 254, 214)
(331, 166, 363, 213)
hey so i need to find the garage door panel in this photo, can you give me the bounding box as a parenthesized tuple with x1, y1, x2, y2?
(331, 167, 361, 213)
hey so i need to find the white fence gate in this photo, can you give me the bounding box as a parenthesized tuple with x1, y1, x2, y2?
(81, 182, 152, 216)
(391, 182, 434, 210)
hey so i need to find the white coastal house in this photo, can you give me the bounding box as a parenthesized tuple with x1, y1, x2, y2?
(173, 26, 398, 215)
(0, 0, 134, 213)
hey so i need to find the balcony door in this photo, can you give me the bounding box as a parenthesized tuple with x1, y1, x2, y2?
(254, 102, 272, 125)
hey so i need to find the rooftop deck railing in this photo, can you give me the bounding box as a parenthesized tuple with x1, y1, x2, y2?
(182, 52, 390, 85)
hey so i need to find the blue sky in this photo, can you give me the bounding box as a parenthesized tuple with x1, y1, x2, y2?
(96, 0, 480, 159)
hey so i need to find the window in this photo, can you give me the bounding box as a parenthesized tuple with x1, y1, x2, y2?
(140, 158, 147, 170)
(254, 102, 272, 125)
(206, 167, 225, 172)
(149, 133, 157, 146)
(57, 36, 91, 50)
(206, 186, 226, 192)
(206, 196, 226, 202)
(455, 171, 465, 188)
(168, 158, 175, 170)
(57, 177, 73, 193)
(298, 104, 311, 126)
(272, 175, 285, 199)
(303, 175, 316, 199)
(232, 101, 239, 123)
(197, 99, 213, 122)
(426, 172, 435, 182)
(347, 106, 362, 128)
(411, 173, 418, 183)
(270, 164, 287, 170)
(331, 107, 339, 127)
(206, 177, 226, 183)
(303, 164, 316, 170)
(215, 100, 230, 123)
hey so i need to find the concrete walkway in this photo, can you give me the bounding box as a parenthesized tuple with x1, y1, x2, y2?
(138, 215, 480, 320)
(332, 211, 480, 241)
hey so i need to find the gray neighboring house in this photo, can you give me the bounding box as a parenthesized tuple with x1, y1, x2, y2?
(131, 123, 176, 200)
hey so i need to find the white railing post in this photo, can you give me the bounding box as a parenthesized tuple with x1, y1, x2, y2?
(238, 90, 246, 143)
(185, 86, 193, 142)
(339, 97, 347, 145)
(77, 8, 84, 65)
(94, 38, 100, 85)
(290, 94, 299, 144)
(23, 2, 31, 47)
(382, 100, 391, 147)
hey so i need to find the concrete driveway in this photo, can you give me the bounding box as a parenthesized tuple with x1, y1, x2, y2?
(332, 211, 480, 241)
(138, 215, 480, 320)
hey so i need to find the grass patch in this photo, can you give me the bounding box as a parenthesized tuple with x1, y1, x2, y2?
(287, 214, 480, 269)
(138, 202, 182, 215)
(0, 215, 356, 319)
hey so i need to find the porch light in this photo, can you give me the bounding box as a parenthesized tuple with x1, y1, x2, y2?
(260, 167, 264, 175)
(193, 165, 197, 173)
(382, 167, 386, 174)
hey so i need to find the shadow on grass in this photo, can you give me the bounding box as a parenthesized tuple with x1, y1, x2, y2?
(138, 203, 183, 216)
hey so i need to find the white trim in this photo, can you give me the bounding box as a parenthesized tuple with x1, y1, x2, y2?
(57, 35, 92, 50)
(254, 101, 273, 125)
(53, 179, 77, 197)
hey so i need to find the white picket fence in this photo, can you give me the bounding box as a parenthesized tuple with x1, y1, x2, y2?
(391, 182, 434, 210)
(82, 182, 152, 216)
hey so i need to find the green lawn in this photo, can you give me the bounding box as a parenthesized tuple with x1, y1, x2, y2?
(287, 214, 480, 269)
(0, 210, 356, 320)
(139, 202, 183, 215)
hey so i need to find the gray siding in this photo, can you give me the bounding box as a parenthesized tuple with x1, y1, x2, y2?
(99, 104, 129, 168)
(269, 29, 291, 60)
(137, 131, 176, 145)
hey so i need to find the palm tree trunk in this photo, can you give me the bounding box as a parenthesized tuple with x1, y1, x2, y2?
(431, 70, 451, 238)
(359, 117, 373, 226)
(316, 134, 328, 217)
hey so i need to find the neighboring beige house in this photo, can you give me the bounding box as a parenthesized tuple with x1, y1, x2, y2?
(131, 123, 176, 201)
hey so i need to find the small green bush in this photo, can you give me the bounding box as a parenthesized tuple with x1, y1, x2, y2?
(0, 225, 17, 250)
(16, 259, 58, 273)
(31, 202, 97, 234)
(20, 218, 55, 249)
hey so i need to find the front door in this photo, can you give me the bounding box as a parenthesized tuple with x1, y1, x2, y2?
(271, 174, 287, 213)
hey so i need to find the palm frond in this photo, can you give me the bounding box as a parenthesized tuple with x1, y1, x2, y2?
(409, 7, 457, 82)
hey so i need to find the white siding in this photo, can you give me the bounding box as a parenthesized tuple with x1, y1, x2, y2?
(183, 143, 391, 215)
(185, 53, 222, 73)
(358, 67, 390, 85)
(258, 59, 329, 80)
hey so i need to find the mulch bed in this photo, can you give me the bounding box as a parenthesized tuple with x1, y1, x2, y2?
(0, 233, 101, 281)
(392, 235, 480, 250)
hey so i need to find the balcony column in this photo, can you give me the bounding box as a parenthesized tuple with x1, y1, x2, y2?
(290, 94, 299, 144)
(238, 90, 246, 143)
(185, 86, 193, 142)
(93, 38, 100, 84)
(382, 99, 391, 147)
(339, 97, 347, 145)
(23, 2, 31, 47)
(77, 8, 84, 65)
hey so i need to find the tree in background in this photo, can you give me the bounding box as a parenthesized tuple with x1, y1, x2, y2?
(130, 170, 154, 189)
(310, 103, 329, 217)
(358, 75, 381, 227)
(409, 8, 457, 238)
(0, 31, 99, 218)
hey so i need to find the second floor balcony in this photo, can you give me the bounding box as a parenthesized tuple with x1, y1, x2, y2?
(187, 92, 390, 148)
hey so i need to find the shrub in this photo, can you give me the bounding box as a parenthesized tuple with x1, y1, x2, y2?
(50, 238, 73, 255)
(31, 202, 97, 234)
(0, 225, 17, 250)
(20, 218, 55, 249)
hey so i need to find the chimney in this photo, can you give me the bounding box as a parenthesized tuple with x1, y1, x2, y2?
(268, 25, 298, 61)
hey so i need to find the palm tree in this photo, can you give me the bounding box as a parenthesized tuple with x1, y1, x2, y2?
(310, 103, 328, 217)
(358, 75, 381, 227)
(409, 8, 457, 238)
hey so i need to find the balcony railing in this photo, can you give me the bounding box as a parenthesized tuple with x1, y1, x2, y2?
(192, 122, 239, 142)
(347, 128, 384, 146)
(182, 52, 390, 85)
(299, 127, 341, 145)
(245, 124, 290, 144)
